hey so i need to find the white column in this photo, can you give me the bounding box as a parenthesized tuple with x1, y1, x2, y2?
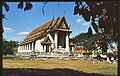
(32, 42, 34, 51)
(71, 47, 74, 55)
(49, 46, 51, 53)
(25, 45, 26, 50)
(27, 44, 28, 50)
(18, 46, 19, 51)
(28, 44, 29, 50)
(23, 45, 24, 50)
(29, 43, 31, 51)
(21, 46, 22, 50)
(66, 33, 69, 52)
(22, 45, 24, 50)
(107, 57, 110, 62)
(20, 46, 21, 50)
(72, 47, 74, 52)
(34, 41, 36, 50)
(22, 46, 23, 50)
(24, 45, 25, 50)
(55, 32, 58, 51)
(19, 46, 21, 50)
(44, 46, 46, 52)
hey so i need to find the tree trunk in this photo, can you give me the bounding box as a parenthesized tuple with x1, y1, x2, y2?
(0, 4, 3, 76)
(117, 0, 119, 75)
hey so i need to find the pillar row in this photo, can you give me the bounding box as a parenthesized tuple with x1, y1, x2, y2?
(55, 32, 58, 51)
(66, 33, 69, 52)
(27, 44, 28, 50)
(32, 42, 34, 51)
(29, 43, 31, 50)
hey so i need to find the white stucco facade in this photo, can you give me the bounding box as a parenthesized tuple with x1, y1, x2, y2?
(17, 16, 74, 58)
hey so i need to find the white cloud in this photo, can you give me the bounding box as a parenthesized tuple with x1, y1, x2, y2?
(82, 22, 90, 26)
(17, 32, 29, 36)
(76, 19, 82, 23)
(8, 37, 19, 41)
(3, 27, 13, 32)
(7, 36, 23, 42)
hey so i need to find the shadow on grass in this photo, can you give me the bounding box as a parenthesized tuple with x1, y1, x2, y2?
(3, 68, 107, 76)
(3, 56, 16, 59)
(3, 56, 28, 60)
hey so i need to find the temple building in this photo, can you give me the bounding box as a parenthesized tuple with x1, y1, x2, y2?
(17, 16, 75, 58)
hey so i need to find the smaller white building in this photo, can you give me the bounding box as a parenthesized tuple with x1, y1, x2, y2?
(107, 48, 118, 62)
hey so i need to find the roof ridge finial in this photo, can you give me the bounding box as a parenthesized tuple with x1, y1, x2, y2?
(52, 14, 55, 20)
(63, 11, 65, 18)
(57, 16, 60, 19)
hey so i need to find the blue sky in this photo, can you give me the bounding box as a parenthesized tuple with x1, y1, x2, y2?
(3, 2, 91, 42)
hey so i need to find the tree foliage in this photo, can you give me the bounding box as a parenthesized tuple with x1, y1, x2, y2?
(18, 2, 33, 11)
(3, 39, 19, 55)
(71, 33, 95, 53)
(1, 1, 48, 19)
(87, 27, 92, 37)
(73, 1, 118, 54)
(71, 32, 113, 54)
(73, 1, 118, 42)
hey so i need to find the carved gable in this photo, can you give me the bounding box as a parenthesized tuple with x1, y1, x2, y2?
(62, 21, 66, 28)
(59, 19, 69, 29)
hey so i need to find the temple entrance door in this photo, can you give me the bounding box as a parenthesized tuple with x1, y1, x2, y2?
(46, 45, 49, 53)
(58, 31, 66, 48)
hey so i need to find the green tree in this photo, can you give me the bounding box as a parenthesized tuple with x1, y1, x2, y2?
(71, 33, 93, 53)
(73, 1, 118, 38)
(71, 32, 113, 55)
(3, 39, 19, 55)
(73, 1, 118, 55)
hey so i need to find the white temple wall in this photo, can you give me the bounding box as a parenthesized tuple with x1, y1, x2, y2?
(47, 34, 54, 49)
(18, 32, 71, 53)
(17, 46, 21, 52)
(18, 45, 32, 52)
(35, 38, 44, 52)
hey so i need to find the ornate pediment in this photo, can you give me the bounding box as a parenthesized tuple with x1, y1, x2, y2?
(59, 18, 69, 29)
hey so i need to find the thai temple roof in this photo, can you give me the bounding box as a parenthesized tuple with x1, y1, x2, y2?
(20, 16, 71, 45)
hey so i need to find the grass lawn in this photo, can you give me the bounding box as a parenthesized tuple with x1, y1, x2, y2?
(3, 57, 117, 76)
